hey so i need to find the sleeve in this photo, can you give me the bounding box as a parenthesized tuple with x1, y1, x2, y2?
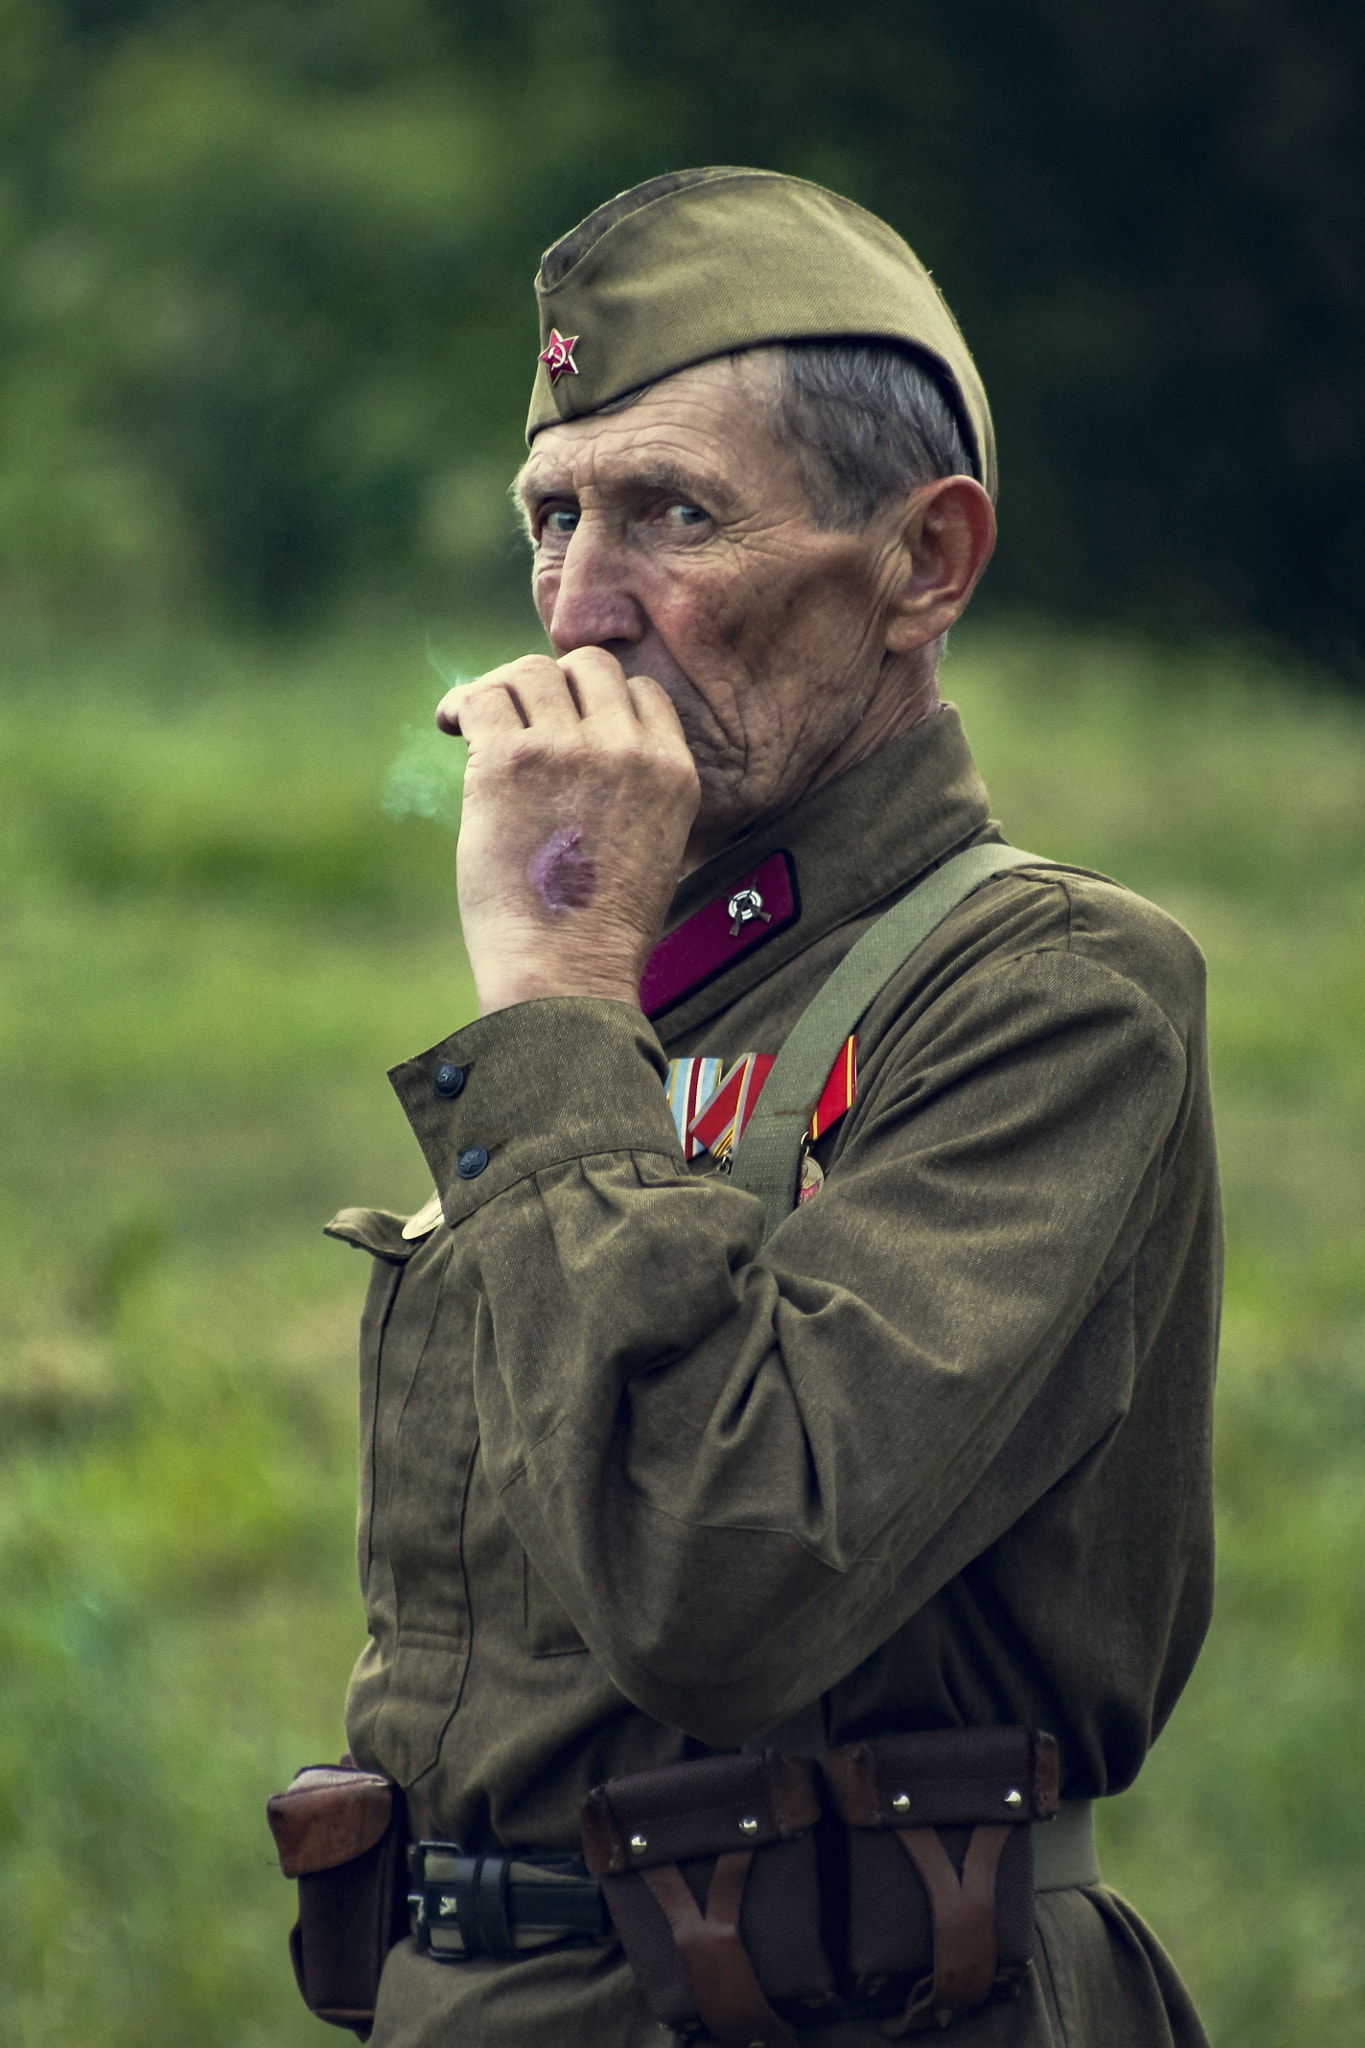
(389, 943, 1189, 1745)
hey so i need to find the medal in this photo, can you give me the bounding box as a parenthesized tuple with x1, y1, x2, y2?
(808, 1033, 857, 1139)
(664, 1035, 859, 1183)
(686, 1052, 777, 1163)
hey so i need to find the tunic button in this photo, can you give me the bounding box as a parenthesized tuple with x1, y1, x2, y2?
(455, 1144, 489, 1179)
(433, 1062, 465, 1099)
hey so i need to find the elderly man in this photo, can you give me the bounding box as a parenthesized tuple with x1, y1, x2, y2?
(312, 169, 1218, 2048)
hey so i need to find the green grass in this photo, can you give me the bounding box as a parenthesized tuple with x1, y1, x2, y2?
(1, 615, 1362, 2045)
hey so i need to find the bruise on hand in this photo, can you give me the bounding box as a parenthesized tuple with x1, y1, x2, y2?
(529, 827, 597, 912)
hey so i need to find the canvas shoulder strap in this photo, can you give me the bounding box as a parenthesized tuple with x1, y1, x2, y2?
(729, 844, 1051, 1242)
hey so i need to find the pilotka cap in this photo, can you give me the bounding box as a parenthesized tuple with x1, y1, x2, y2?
(526, 166, 996, 499)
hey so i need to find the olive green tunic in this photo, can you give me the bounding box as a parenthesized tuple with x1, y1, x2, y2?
(328, 704, 1219, 2047)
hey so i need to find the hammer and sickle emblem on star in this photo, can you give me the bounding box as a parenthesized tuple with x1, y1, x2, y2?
(727, 887, 772, 938)
(539, 328, 580, 384)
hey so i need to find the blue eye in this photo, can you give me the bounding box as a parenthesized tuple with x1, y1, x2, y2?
(666, 502, 707, 527)
(542, 507, 579, 536)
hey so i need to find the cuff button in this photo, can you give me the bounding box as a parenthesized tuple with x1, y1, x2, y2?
(455, 1144, 489, 1179)
(433, 1062, 466, 1099)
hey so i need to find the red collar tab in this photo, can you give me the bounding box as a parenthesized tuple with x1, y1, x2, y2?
(640, 851, 798, 1020)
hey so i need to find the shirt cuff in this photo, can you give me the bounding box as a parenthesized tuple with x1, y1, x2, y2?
(388, 998, 684, 1227)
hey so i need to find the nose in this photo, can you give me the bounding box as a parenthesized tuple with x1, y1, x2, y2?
(540, 516, 645, 656)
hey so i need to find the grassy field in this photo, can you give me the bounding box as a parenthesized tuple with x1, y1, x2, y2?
(1, 615, 1362, 2046)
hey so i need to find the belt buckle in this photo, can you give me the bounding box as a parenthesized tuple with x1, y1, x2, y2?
(408, 1839, 609, 1962)
(409, 1840, 488, 1961)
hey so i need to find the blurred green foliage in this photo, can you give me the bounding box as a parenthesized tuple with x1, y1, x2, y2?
(0, 615, 1362, 2045)
(1, 0, 1361, 665)
(3, 10, 1360, 2040)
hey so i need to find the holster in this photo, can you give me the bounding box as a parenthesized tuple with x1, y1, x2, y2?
(583, 1728, 1059, 2042)
(266, 1761, 408, 2040)
(581, 1750, 840, 2046)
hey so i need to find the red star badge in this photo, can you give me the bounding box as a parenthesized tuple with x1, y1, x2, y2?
(539, 328, 579, 385)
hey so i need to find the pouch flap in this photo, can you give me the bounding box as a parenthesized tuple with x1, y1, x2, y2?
(582, 1752, 820, 1875)
(822, 1728, 1058, 1828)
(267, 1764, 395, 1877)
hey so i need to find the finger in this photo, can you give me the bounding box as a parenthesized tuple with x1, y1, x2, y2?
(436, 656, 563, 736)
(623, 669, 690, 747)
(436, 674, 527, 739)
(557, 646, 640, 726)
(507, 655, 594, 732)
(436, 683, 521, 737)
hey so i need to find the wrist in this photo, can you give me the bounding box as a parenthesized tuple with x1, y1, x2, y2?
(473, 967, 645, 1016)
(465, 921, 656, 1016)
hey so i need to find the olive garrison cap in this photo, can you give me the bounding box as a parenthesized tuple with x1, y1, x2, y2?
(526, 166, 995, 498)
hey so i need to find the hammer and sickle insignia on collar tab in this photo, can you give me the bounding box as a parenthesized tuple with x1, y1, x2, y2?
(539, 329, 579, 384)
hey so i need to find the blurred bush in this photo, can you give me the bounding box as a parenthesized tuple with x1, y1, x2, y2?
(1, 0, 1361, 667)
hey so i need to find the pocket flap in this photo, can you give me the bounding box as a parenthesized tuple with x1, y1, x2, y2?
(822, 1727, 1058, 1828)
(267, 1763, 395, 1877)
(581, 1752, 820, 1874)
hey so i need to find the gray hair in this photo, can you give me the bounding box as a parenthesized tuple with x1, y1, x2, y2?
(775, 340, 975, 530)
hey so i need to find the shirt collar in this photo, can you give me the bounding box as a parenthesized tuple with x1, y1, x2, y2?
(644, 703, 993, 1036)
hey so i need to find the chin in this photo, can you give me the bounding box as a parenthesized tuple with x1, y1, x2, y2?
(689, 778, 759, 857)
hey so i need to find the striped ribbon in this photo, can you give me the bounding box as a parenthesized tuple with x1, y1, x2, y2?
(664, 1056, 726, 1159)
(665, 1036, 858, 1164)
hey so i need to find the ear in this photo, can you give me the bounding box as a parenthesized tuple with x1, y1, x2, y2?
(884, 477, 997, 654)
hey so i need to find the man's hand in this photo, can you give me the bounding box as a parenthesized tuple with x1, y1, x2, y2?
(437, 648, 701, 1016)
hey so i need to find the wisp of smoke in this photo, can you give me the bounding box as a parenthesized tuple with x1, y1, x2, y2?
(381, 654, 470, 828)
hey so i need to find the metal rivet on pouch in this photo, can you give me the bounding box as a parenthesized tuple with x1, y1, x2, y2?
(739, 1816, 759, 1835)
(629, 1834, 648, 1854)
(891, 1792, 911, 1813)
(1004, 1788, 1024, 1809)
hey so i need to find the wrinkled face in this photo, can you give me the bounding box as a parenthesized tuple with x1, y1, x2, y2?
(515, 352, 913, 856)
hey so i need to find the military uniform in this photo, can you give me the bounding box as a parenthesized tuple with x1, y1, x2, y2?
(327, 702, 1219, 2046)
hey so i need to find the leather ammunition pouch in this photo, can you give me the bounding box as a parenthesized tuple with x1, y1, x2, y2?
(266, 1761, 408, 2040)
(822, 1727, 1058, 2034)
(581, 1751, 839, 2046)
(581, 1728, 1061, 2042)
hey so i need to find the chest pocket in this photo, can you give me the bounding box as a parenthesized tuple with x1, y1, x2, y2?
(524, 1552, 588, 1657)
